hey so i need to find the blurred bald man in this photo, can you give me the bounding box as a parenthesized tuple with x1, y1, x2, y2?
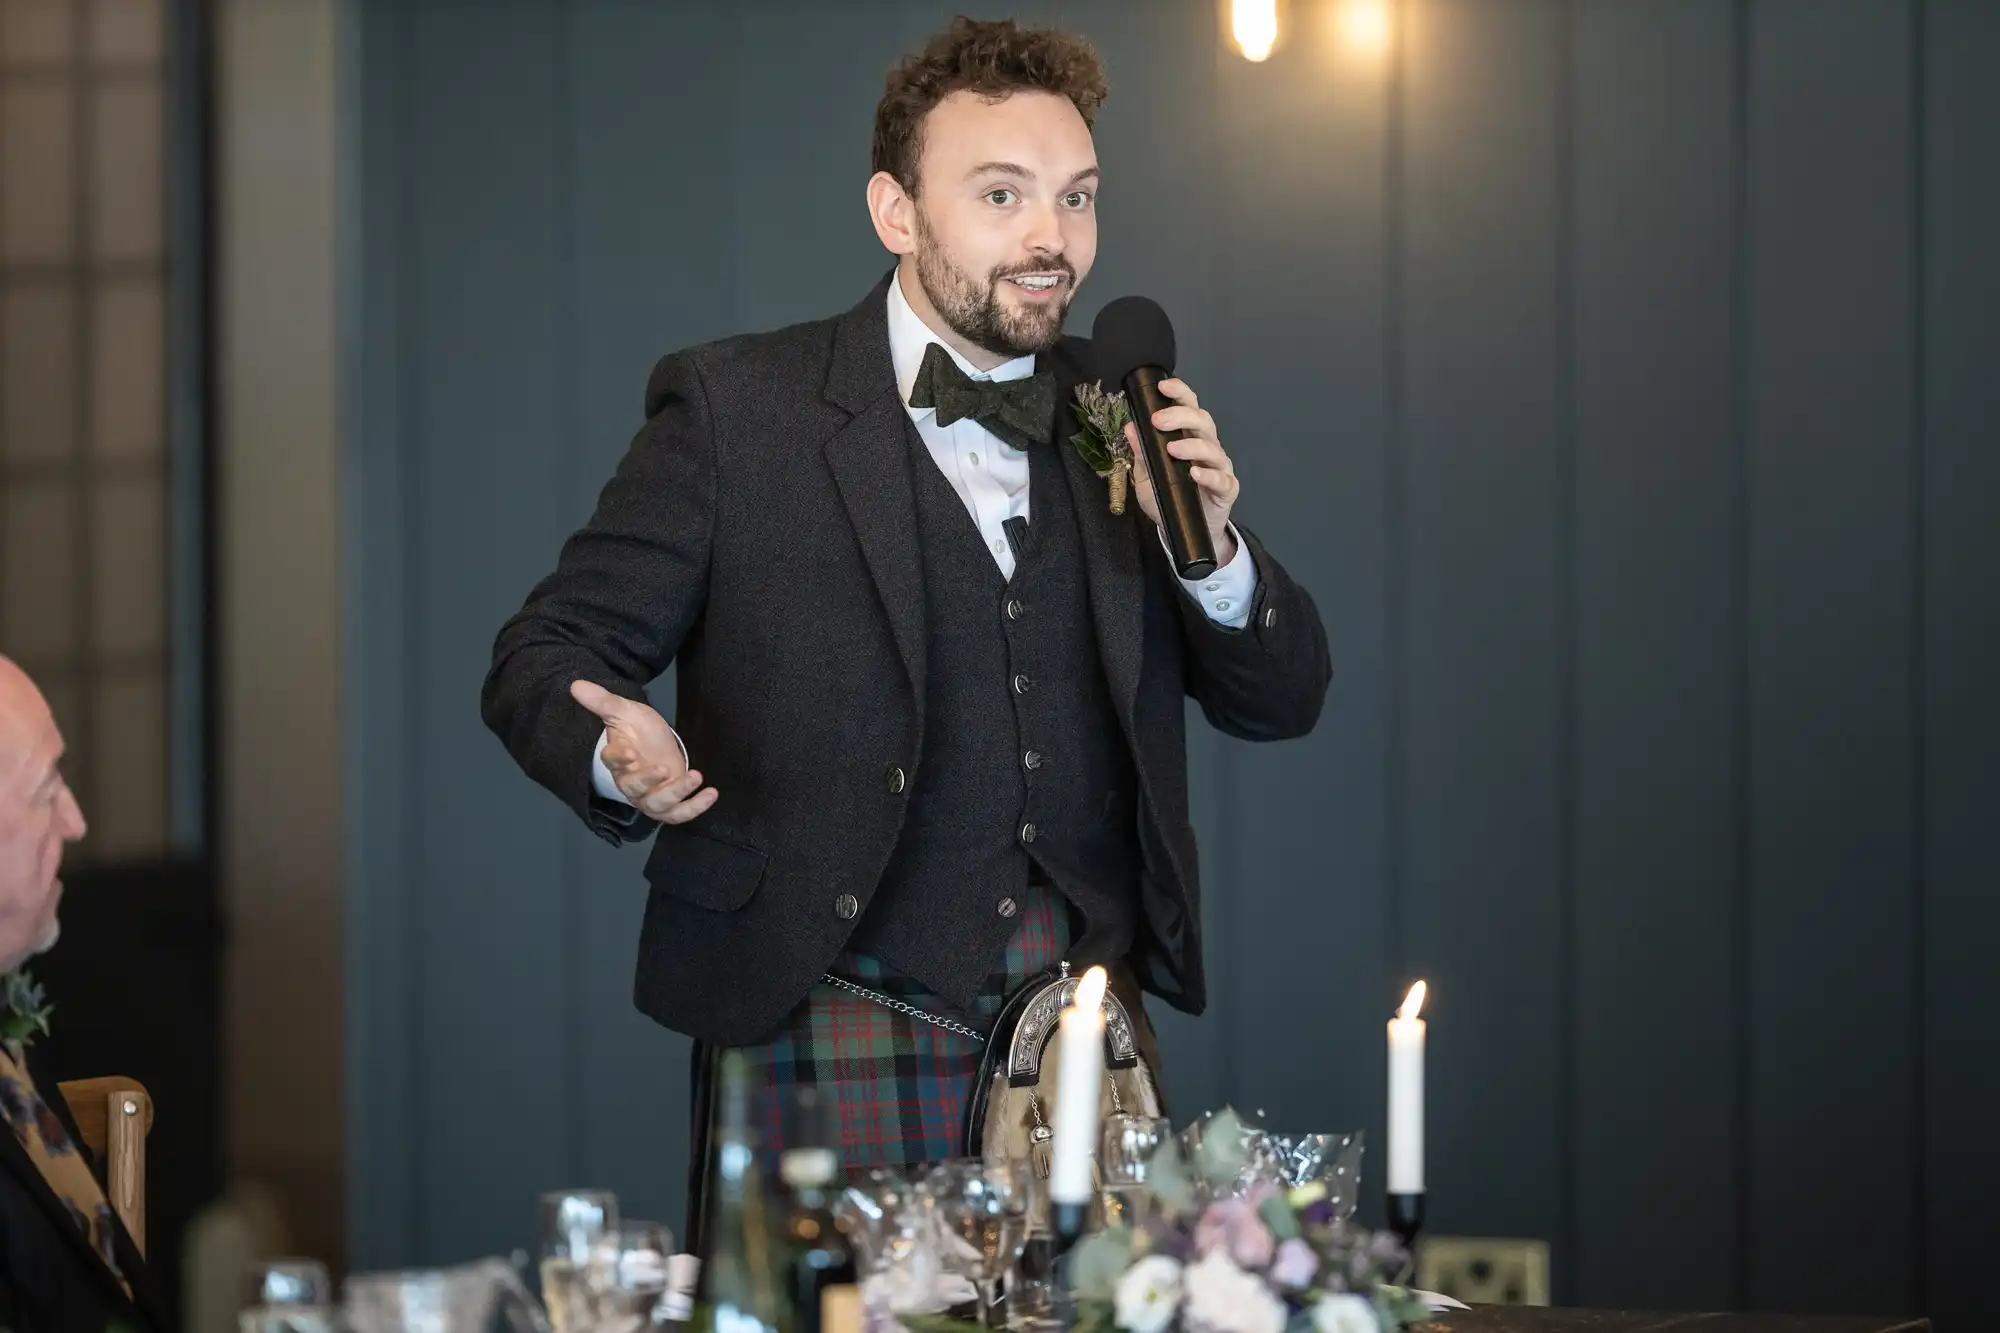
(0, 656, 169, 1332)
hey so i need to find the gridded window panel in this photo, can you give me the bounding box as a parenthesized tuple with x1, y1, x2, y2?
(90, 471, 161, 655)
(1, 82, 76, 262)
(2, 282, 75, 464)
(90, 278, 160, 459)
(0, 0, 181, 864)
(0, 0, 72, 71)
(89, 79, 161, 261)
(89, 667, 164, 858)
(87, 0, 156, 67)
(2, 480, 79, 661)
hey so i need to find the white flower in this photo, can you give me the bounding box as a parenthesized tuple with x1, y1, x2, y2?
(1183, 1251, 1287, 1333)
(1112, 1254, 1184, 1333)
(1312, 1293, 1382, 1333)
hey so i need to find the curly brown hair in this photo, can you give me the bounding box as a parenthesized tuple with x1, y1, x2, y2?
(872, 16, 1109, 197)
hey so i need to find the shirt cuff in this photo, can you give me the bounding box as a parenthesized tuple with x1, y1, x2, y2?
(1161, 521, 1258, 628)
(592, 725, 690, 805)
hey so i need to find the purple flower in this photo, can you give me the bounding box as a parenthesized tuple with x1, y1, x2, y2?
(1269, 1238, 1319, 1288)
(1193, 1199, 1276, 1271)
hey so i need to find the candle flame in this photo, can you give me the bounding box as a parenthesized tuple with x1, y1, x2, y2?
(1075, 964, 1109, 1014)
(1398, 980, 1427, 1021)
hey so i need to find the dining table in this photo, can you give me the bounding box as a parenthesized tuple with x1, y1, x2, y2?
(1422, 1308, 1929, 1333)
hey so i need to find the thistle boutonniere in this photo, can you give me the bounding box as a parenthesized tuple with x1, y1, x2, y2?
(1069, 381, 1135, 516)
(0, 967, 52, 1062)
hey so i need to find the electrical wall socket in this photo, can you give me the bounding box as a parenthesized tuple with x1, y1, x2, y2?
(1414, 1236, 1552, 1307)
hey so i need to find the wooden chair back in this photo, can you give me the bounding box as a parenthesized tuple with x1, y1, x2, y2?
(57, 1076, 152, 1255)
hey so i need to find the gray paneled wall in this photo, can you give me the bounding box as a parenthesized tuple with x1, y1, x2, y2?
(342, 0, 1999, 1322)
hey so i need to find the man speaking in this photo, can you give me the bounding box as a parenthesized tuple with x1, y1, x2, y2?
(483, 17, 1330, 1183)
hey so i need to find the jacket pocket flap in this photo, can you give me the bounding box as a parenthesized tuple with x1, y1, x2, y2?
(643, 825, 769, 912)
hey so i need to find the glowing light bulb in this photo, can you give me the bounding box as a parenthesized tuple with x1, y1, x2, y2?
(1232, 0, 1280, 62)
(1339, 0, 1394, 60)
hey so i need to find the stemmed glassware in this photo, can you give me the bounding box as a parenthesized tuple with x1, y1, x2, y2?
(923, 1158, 1031, 1329)
(1099, 1114, 1173, 1228)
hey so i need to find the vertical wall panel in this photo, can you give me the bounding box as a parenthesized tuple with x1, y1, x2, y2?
(1746, 0, 1916, 1314)
(1398, 0, 1569, 1259)
(1211, 0, 1393, 1169)
(565, 0, 739, 1237)
(1922, 2, 2000, 1326)
(726, 0, 908, 333)
(345, 0, 416, 1273)
(1570, 0, 1741, 1309)
(404, 0, 572, 1263)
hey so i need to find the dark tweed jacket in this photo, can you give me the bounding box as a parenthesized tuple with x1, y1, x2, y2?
(482, 271, 1332, 1047)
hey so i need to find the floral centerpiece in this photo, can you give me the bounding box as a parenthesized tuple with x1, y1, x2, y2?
(1062, 1108, 1428, 1333)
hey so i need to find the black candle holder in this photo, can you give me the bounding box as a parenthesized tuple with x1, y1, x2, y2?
(1386, 1191, 1425, 1253)
(1049, 1200, 1090, 1253)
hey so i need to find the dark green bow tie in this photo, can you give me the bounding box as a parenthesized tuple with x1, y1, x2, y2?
(907, 341, 1056, 450)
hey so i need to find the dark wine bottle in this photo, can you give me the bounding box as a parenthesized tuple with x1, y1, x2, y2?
(778, 1144, 860, 1333)
(695, 1050, 787, 1333)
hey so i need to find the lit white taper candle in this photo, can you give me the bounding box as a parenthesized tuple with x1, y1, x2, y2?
(1387, 980, 1427, 1195)
(1049, 965, 1109, 1207)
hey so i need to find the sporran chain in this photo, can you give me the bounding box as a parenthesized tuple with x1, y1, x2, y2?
(820, 972, 988, 1043)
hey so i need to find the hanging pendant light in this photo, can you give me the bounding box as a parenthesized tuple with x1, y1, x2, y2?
(1228, 0, 1282, 62)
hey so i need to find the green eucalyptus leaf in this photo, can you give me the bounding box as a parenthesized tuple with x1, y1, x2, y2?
(1194, 1106, 1251, 1188)
(1144, 1138, 1196, 1213)
(1259, 1189, 1303, 1241)
(1069, 1299, 1121, 1333)
(1068, 1227, 1135, 1303)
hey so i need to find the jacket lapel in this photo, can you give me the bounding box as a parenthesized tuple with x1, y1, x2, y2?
(1049, 339, 1147, 734)
(820, 278, 1148, 737)
(823, 273, 927, 719)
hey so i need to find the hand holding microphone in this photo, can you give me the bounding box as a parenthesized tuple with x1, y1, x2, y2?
(1091, 297, 1242, 580)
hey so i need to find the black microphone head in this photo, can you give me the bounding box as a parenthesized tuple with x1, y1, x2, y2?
(1092, 296, 1177, 383)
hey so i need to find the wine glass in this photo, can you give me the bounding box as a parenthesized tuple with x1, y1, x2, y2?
(537, 1190, 618, 1333)
(240, 1258, 335, 1332)
(837, 1164, 930, 1275)
(342, 1260, 549, 1333)
(591, 1219, 676, 1332)
(1099, 1114, 1172, 1228)
(923, 1158, 1030, 1329)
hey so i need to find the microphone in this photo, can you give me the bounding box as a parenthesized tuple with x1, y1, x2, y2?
(1092, 296, 1217, 580)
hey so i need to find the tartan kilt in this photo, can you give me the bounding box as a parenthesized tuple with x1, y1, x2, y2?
(692, 877, 1070, 1192)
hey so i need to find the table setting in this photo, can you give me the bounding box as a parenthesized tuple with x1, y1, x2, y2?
(230, 972, 1925, 1333)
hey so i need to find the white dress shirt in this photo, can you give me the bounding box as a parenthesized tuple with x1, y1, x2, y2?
(593, 270, 1258, 804)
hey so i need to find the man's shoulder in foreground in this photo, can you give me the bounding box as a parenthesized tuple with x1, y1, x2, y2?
(640, 277, 890, 419)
